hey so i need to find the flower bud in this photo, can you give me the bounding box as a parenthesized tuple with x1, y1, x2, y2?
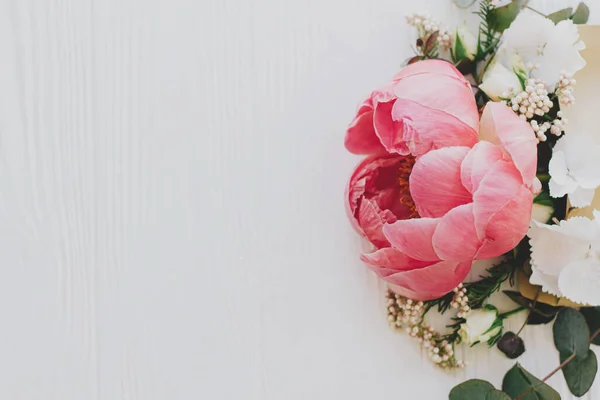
(458, 305, 503, 346)
(453, 26, 477, 62)
(531, 203, 554, 223)
(497, 331, 526, 359)
(479, 62, 522, 101)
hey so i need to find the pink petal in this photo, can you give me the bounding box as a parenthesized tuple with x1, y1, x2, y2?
(460, 141, 506, 194)
(479, 103, 538, 188)
(471, 159, 525, 241)
(345, 155, 400, 237)
(475, 186, 533, 259)
(432, 203, 482, 261)
(373, 99, 410, 155)
(409, 146, 472, 218)
(382, 218, 440, 261)
(384, 260, 472, 300)
(387, 98, 478, 157)
(392, 59, 466, 81)
(345, 98, 386, 155)
(356, 199, 395, 248)
(361, 248, 430, 271)
(393, 73, 479, 134)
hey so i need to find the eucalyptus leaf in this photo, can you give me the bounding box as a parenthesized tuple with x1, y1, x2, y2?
(486, 389, 512, 400)
(580, 307, 600, 345)
(561, 349, 597, 396)
(553, 308, 590, 358)
(571, 2, 590, 24)
(547, 7, 574, 24)
(449, 379, 496, 400)
(489, 0, 523, 33)
(502, 363, 561, 400)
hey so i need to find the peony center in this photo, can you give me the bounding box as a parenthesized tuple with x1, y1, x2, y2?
(398, 155, 419, 218)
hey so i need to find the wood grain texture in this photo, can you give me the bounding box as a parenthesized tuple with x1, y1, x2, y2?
(0, 0, 597, 398)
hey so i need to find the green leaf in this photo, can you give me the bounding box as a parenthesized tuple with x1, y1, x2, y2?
(580, 307, 600, 345)
(453, 30, 468, 62)
(449, 379, 496, 400)
(502, 363, 561, 400)
(489, 0, 524, 33)
(486, 390, 512, 400)
(547, 7, 574, 24)
(562, 349, 598, 396)
(449, 379, 495, 399)
(553, 308, 590, 358)
(502, 290, 559, 325)
(571, 2, 590, 24)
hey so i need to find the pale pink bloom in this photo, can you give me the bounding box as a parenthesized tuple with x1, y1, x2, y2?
(346, 68, 537, 300)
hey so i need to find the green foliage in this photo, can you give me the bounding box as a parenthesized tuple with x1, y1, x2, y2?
(547, 3, 590, 24)
(466, 260, 517, 309)
(547, 7, 573, 23)
(474, 0, 501, 60)
(572, 2, 590, 24)
(553, 308, 590, 357)
(502, 364, 560, 400)
(488, 0, 524, 33)
(486, 390, 512, 400)
(553, 308, 597, 397)
(580, 307, 600, 345)
(503, 290, 560, 325)
(561, 350, 597, 396)
(449, 379, 497, 400)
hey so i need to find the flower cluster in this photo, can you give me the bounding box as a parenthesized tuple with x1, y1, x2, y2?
(501, 78, 570, 141)
(386, 291, 424, 328)
(451, 284, 470, 318)
(405, 12, 452, 50)
(556, 72, 577, 106)
(386, 290, 465, 369)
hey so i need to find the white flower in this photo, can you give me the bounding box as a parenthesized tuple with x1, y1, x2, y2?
(528, 213, 600, 305)
(549, 132, 600, 207)
(479, 61, 522, 101)
(453, 26, 477, 61)
(498, 11, 585, 90)
(458, 305, 503, 346)
(531, 203, 554, 223)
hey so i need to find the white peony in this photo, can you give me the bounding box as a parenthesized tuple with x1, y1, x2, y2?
(458, 305, 503, 346)
(479, 61, 523, 101)
(528, 212, 600, 305)
(549, 132, 600, 207)
(497, 10, 585, 90)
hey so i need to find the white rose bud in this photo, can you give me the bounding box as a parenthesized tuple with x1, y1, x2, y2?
(453, 26, 477, 62)
(458, 305, 503, 346)
(479, 62, 522, 101)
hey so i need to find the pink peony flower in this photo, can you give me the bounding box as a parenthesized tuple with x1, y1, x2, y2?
(345, 61, 537, 300)
(344, 59, 480, 157)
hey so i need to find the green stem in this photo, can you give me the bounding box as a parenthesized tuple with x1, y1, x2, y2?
(513, 326, 600, 400)
(524, 6, 547, 17)
(499, 307, 526, 319)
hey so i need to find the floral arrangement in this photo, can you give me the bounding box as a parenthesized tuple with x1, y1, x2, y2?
(343, 1, 600, 398)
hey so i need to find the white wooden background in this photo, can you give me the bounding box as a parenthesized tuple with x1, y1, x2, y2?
(0, 0, 597, 398)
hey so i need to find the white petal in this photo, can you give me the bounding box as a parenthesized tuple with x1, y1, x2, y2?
(528, 218, 593, 277)
(549, 177, 577, 199)
(559, 259, 600, 306)
(548, 150, 568, 185)
(530, 266, 561, 296)
(569, 187, 596, 208)
(479, 62, 522, 101)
